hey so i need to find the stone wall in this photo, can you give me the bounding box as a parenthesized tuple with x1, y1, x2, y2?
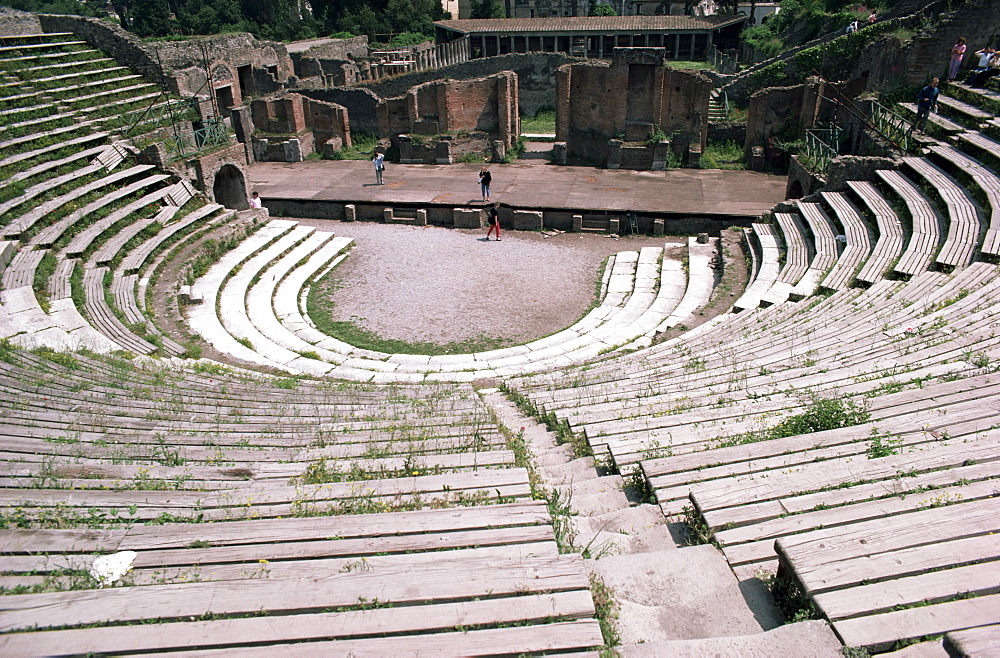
(0, 7, 42, 35)
(250, 93, 350, 161)
(292, 36, 369, 87)
(298, 87, 381, 135)
(376, 71, 519, 146)
(37, 14, 160, 81)
(743, 79, 824, 163)
(556, 48, 711, 168)
(354, 53, 578, 117)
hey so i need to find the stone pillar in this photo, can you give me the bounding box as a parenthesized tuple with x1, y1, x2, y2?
(416, 209, 427, 226)
(555, 65, 571, 142)
(513, 210, 543, 230)
(435, 139, 453, 165)
(572, 214, 583, 232)
(453, 208, 484, 228)
(653, 219, 664, 236)
(553, 142, 567, 165)
(609, 218, 620, 234)
(651, 141, 671, 170)
(383, 208, 393, 222)
(407, 90, 420, 134)
(230, 106, 254, 144)
(607, 139, 623, 170)
(345, 204, 356, 221)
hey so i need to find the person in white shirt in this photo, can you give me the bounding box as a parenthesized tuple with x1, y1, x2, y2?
(373, 152, 385, 185)
(249, 191, 262, 209)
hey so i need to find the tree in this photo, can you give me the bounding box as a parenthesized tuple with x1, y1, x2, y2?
(131, 0, 174, 36)
(589, 3, 615, 16)
(470, 0, 505, 19)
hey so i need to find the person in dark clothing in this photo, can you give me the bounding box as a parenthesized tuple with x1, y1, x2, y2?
(486, 204, 501, 241)
(914, 78, 939, 134)
(479, 167, 492, 201)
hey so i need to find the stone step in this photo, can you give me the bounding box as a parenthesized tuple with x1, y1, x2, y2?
(586, 545, 771, 644)
(568, 488, 631, 516)
(572, 524, 677, 558)
(552, 474, 623, 498)
(615, 620, 843, 657)
(538, 457, 599, 484)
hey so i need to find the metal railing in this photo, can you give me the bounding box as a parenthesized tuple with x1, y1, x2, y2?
(163, 117, 230, 159)
(869, 101, 915, 154)
(801, 124, 843, 175)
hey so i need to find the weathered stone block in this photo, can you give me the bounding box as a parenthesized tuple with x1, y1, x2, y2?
(572, 214, 583, 232)
(416, 209, 428, 226)
(609, 218, 620, 234)
(383, 208, 393, 223)
(345, 204, 356, 221)
(553, 142, 567, 165)
(453, 208, 484, 229)
(653, 219, 665, 236)
(512, 210, 543, 230)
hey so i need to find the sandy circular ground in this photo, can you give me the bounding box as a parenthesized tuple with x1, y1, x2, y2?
(295, 219, 683, 349)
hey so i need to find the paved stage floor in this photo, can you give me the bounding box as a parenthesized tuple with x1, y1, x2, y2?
(248, 160, 788, 217)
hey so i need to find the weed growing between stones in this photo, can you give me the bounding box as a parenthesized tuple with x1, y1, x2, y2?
(589, 573, 621, 650)
(866, 427, 903, 459)
(680, 505, 717, 547)
(767, 571, 822, 624)
(713, 395, 870, 449)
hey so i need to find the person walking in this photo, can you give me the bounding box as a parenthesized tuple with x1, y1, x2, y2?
(948, 37, 967, 80)
(914, 78, 940, 134)
(479, 166, 492, 201)
(373, 152, 385, 185)
(486, 203, 501, 241)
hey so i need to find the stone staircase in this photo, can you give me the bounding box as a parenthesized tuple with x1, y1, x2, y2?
(479, 386, 844, 655)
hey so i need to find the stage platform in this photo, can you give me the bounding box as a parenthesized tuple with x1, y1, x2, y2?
(248, 160, 788, 220)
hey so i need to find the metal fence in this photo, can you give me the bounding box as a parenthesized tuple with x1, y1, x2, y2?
(801, 124, 843, 175)
(869, 101, 915, 154)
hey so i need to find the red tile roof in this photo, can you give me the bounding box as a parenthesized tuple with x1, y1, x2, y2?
(435, 15, 746, 35)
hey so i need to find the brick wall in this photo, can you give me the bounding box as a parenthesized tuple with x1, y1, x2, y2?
(558, 49, 711, 168)
(374, 71, 518, 146)
(743, 79, 824, 163)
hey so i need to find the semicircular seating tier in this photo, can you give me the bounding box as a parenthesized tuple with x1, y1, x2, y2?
(185, 223, 720, 382)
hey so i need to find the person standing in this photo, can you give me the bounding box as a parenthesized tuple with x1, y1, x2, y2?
(948, 37, 967, 80)
(486, 203, 501, 241)
(914, 78, 940, 134)
(373, 152, 385, 185)
(249, 191, 262, 209)
(479, 166, 492, 201)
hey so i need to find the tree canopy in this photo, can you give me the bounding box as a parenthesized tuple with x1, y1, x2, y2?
(0, 0, 449, 43)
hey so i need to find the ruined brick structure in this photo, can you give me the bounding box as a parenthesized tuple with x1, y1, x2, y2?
(377, 71, 519, 146)
(556, 48, 711, 169)
(250, 93, 351, 162)
(742, 78, 826, 167)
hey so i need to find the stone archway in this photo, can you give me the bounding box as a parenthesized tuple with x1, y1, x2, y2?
(213, 163, 247, 210)
(787, 179, 805, 199)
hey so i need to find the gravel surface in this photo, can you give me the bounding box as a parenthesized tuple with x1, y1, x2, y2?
(296, 219, 683, 348)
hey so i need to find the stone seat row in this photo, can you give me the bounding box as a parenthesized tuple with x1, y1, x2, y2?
(186, 220, 713, 382)
(0, 502, 602, 656)
(638, 371, 1000, 520)
(521, 258, 994, 413)
(514, 263, 1000, 469)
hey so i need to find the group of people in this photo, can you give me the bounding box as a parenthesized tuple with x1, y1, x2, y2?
(845, 10, 877, 34)
(368, 152, 502, 240)
(948, 38, 1000, 87)
(914, 38, 999, 134)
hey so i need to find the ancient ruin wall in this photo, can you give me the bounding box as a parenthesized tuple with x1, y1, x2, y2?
(375, 71, 519, 146)
(557, 49, 711, 167)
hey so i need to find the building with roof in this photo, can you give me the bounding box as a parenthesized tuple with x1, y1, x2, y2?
(434, 15, 746, 59)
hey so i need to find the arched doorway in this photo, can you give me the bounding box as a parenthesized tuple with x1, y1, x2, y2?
(787, 179, 804, 200)
(213, 163, 247, 209)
